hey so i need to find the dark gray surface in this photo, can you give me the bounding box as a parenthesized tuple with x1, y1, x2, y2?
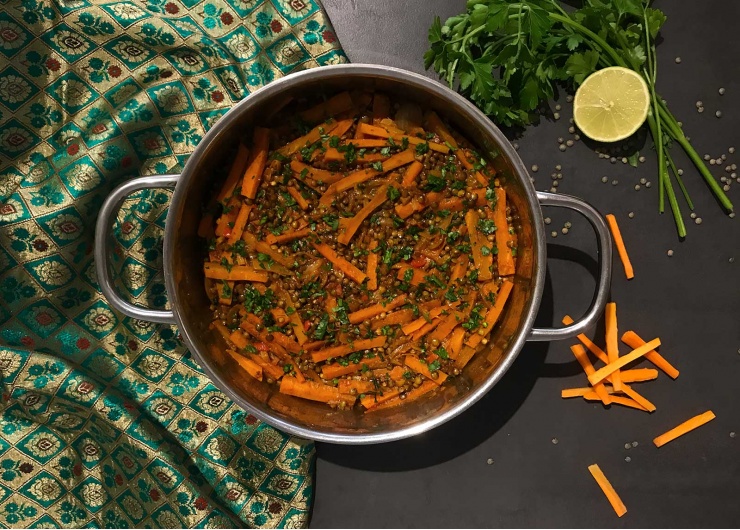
(312, 1, 740, 527)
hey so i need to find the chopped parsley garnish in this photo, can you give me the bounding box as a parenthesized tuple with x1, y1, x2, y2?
(481, 245, 492, 257)
(462, 304, 485, 331)
(423, 174, 446, 192)
(428, 360, 441, 371)
(435, 347, 449, 359)
(477, 219, 497, 235)
(371, 161, 384, 171)
(322, 214, 340, 231)
(313, 313, 329, 340)
(328, 135, 340, 148)
(387, 186, 401, 201)
(415, 142, 430, 155)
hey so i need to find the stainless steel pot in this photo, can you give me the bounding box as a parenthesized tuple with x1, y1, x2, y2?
(95, 64, 612, 444)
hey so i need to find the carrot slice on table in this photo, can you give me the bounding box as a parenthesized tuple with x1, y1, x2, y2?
(203, 263, 268, 282)
(562, 315, 609, 364)
(605, 214, 634, 279)
(588, 464, 627, 517)
(337, 185, 389, 244)
(218, 144, 250, 202)
(569, 345, 612, 405)
(311, 336, 387, 363)
(312, 243, 367, 284)
(494, 187, 516, 276)
(621, 330, 679, 379)
(466, 280, 513, 348)
(561, 386, 613, 399)
(299, 91, 354, 123)
(653, 410, 716, 447)
(241, 127, 270, 199)
(605, 302, 622, 391)
(582, 392, 646, 411)
(348, 295, 408, 324)
(620, 383, 656, 412)
(619, 368, 659, 383)
(588, 338, 661, 386)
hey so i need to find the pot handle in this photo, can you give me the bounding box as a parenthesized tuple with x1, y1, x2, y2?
(94, 174, 180, 324)
(527, 191, 612, 341)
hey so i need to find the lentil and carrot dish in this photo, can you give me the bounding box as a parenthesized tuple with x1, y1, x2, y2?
(199, 91, 518, 411)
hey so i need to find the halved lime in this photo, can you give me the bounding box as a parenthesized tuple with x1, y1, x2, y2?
(573, 66, 650, 143)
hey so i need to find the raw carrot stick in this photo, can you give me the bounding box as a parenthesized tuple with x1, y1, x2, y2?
(265, 228, 310, 245)
(370, 309, 415, 330)
(588, 338, 661, 386)
(227, 349, 263, 381)
(423, 110, 458, 148)
(348, 294, 408, 324)
(299, 92, 354, 123)
(357, 123, 450, 154)
(562, 315, 609, 364)
(361, 388, 401, 410)
(582, 392, 647, 411)
(227, 203, 252, 244)
(620, 383, 656, 412)
(242, 232, 294, 267)
(653, 410, 716, 447)
(402, 160, 424, 187)
(286, 186, 309, 210)
(465, 280, 513, 347)
(369, 380, 437, 411)
(218, 144, 250, 202)
(372, 93, 390, 123)
(561, 386, 614, 399)
(588, 464, 627, 518)
(621, 331, 679, 379)
(620, 368, 659, 383)
(203, 263, 268, 282)
(280, 376, 349, 404)
(321, 356, 385, 379)
(241, 127, 270, 199)
(605, 214, 634, 280)
(448, 327, 466, 359)
(337, 185, 389, 244)
(366, 240, 379, 290)
(605, 302, 622, 391)
(464, 210, 492, 281)
(494, 187, 516, 276)
(310, 336, 387, 363)
(279, 120, 339, 156)
(570, 345, 612, 405)
(312, 243, 367, 284)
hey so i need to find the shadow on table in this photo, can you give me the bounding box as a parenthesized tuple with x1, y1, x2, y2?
(317, 243, 603, 471)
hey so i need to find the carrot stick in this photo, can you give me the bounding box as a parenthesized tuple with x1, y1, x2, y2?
(321, 356, 385, 379)
(454, 346, 477, 369)
(402, 160, 424, 188)
(290, 160, 343, 186)
(588, 338, 661, 386)
(411, 319, 441, 341)
(620, 383, 656, 412)
(341, 138, 388, 148)
(323, 148, 387, 163)
(338, 379, 375, 395)
(605, 214, 634, 280)
(395, 198, 425, 219)
(465, 280, 513, 347)
(229, 329, 249, 350)
(395, 265, 427, 286)
(218, 144, 250, 202)
(448, 255, 469, 286)
(457, 149, 490, 185)
(605, 302, 621, 391)
(227, 349, 262, 381)
(428, 312, 462, 343)
(227, 203, 252, 244)
(250, 354, 284, 381)
(241, 127, 270, 199)
(562, 315, 609, 365)
(242, 232, 294, 268)
(300, 92, 354, 123)
(311, 336, 387, 363)
(588, 464, 627, 518)
(369, 381, 437, 412)
(621, 331, 679, 379)
(241, 315, 301, 355)
(357, 123, 450, 154)
(569, 345, 612, 405)
(653, 410, 716, 447)
(361, 388, 401, 410)
(561, 386, 614, 399)
(438, 196, 464, 212)
(279, 120, 340, 157)
(280, 376, 351, 404)
(338, 185, 389, 244)
(218, 280, 234, 305)
(464, 210, 493, 281)
(494, 187, 515, 276)
(448, 327, 466, 359)
(203, 263, 268, 282)
(348, 295, 407, 324)
(620, 368, 659, 383)
(423, 111, 458, 148)
(286, 186, 309, 210)
(370, 309, 415, 330)
(372, 93, 390, 123)
(312, 243, 367, 284)
(366, 240, 379, 291)
(265, 228, 310, 245)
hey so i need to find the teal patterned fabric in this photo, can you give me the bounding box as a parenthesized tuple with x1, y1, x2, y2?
(0, 0, 346, 527)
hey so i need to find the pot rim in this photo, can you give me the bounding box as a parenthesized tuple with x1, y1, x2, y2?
(163, 64, 546, 444)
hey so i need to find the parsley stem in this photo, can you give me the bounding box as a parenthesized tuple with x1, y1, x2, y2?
(548, 13, 627, 68)
(665, 149, 695, 211)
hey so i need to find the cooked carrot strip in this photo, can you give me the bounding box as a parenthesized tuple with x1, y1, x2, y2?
(338, 184, 388, 244)
(265, 228, 310, 245)
(438, 196, 464, 212)
(369, 380, 437, 412)
(428, 312, 462, 343)
(605, 302, 622, 391)
(621, 331, 679, 379)
(464, 210, 492, 281)
(357, 123, 450, 154)
(279, 120, 339, 157)
(395, 265, 426, 286)
(242, 314, 301, 354)
(411, 319, 441, 341)
(290, 159, 343, 185)
(250, 354, 284, 381)
(215, 204, 238, 237)
(562, 315, 609, 364)
(241, 127, 270, 199)
(588, 338, 661, 386)
(402, 160, 424, 187)
(457, 149, 490, 185)
(448, 327, 466, 359)
(653, 410, 716, 447)
(366, 240, 379, 290)
(423, 111, 458, 148)
(569, 344, 612, 405)
(311, 336, 387, 363)
(338, 379, 375, 395)
(621, 383, 656, 412)
(401, 303, 458, 335)
(323, 147, 387, 163)
(227, 349, 263, 381)
(211, 320, 234, 345)
(218, 280, 234, 305)
(304, 340, 326, 351)
(300, 92, 354, 123)
(361, 388, 401, 410)
(218, 144, 250, 202)
(227, 203, 252, 244)
(341, 138, 388, 148)
(494, 187, 515, 276)
(321, 356, 385, 379)
(454, 346, 477, 369)
(395, 198, 425, 219)
(286, 186, 309, 210)
(280, 376, 350, 404)
(312, 243, 367, 284)
(203, 263, 268, 282)
(229, 329, 249, 350)
(466, 280, 513, 347)
(588, 464, 627, 518)
(348, 295, 408, 325)
(605, 214, 634, 280)
(270, 307, 290, 324)
(370, 309, 415, 330)
(620, 368, 659, 383)
(372, 93, 390, 123)
(242, 232, 294, 268)
(448, 255, 469, 285)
